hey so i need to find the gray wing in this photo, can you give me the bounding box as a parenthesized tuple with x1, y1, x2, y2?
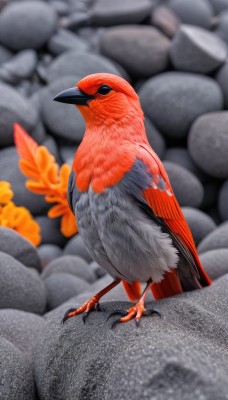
(67, 169, 79, 214)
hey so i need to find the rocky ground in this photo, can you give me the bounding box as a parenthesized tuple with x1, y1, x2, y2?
(1, 0, 228, 399)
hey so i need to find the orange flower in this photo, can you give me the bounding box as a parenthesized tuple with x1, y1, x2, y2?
(0, 181, 41, 246)
(14, 123, 77, 237)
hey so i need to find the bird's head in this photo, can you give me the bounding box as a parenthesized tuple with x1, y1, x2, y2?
(53, 73, 144, 128)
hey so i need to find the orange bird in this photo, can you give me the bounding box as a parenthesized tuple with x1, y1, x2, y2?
(54, 73, 211, 327)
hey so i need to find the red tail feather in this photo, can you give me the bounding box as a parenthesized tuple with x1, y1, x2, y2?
(122, 281, 142, 301)
(151, 270, 183, 300)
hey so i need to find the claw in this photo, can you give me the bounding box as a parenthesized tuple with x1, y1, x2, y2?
(111, 317, 123, 329)
(107, 310, 128, 321)
(95, 303, 105, 312)
(143, 308, 161, 318)
(82, 311, 89, 324)
(135, 318, 140, 327)
(61, 307, 77, 325)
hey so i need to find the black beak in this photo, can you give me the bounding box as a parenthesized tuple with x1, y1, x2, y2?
(53, 86, 94, 105)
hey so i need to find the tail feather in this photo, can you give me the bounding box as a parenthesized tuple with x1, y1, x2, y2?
(122, 281, 142, 301)
(151, 270, 183, 300)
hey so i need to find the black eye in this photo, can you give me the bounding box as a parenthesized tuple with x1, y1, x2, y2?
(97, 85, 112, 95)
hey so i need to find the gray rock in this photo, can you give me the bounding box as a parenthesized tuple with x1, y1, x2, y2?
(42, 135, 60, 161)
(0, 227, 42, 272)
(0, 49, 37, 84)
(0, 44, 12, 65)
(182, 207, 216, 245)
(0, 309, 46, 357)
(216, 60, 228, 108)
(167, 0, 213, 29)
(208, 0, 228, 14)
(0, 1, 57, 51)
(100, 26, 170, 78)
(63, 234, 93, 263)
(139, 72, 223, 138)
(41, 255, 96, 283)
(163, 161, 204, 207)
(90, 0, 152, 26)
(0, 147, 50, 215)
(163, 147, 204, 178)
(34, 275, 228, 400)
(218, 179, 228, 220)
(215, 10, 228, 44)
(38, 244, 62, 269)
(36, 216, 68, 247)
(0, 81, 38, 147)
(40, 76, 85, 142)
(0, 252, 46, 314)
(200, 249, 228, 280)
(171, 25, 227, 73)
(59, 145, 78, 164)
(47, 29, 89, 56)
(45, 50, 122, 83)
(198, 222, 228, 253)
(50, 0, 70, 16)
(0, 337, 35, 400)
(89, 261, 107, 279)
(60, 11, 89, 30)
(188, 112, 228, 178)
(44, 273, 90, 310)
(144, 118, 166, 159)
(201, 180, 220, 208)
(151, 5, 181, 38)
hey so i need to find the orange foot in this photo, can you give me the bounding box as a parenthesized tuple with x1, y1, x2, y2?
(61, 296, 104, 324)
(108, 302, 161, 328)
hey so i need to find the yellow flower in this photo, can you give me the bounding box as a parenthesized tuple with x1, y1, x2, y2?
(0, 181, 13, 205)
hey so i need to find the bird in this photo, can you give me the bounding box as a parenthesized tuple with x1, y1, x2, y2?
(54, 73, 211, 327)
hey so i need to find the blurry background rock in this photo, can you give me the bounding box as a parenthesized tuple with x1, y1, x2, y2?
(1, 0, 228, 399)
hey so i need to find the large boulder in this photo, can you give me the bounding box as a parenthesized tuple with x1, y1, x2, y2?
(139, 72, 223, 138)
(167, 0, 213, 29)
(182, 207, 216, 245)
(188, 112, 228, 178)
(198, 222, 228, 253)
(100, 26, 170, 78)
(34, 275, 228, 400)
(0, 1, 57, 51)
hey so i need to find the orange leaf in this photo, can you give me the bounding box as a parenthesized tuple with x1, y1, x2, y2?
(26, 180, 49, 194)
(36, 147, 56, 172)
(61, 211, 77, 237)
(48, 204, 68, 218)
(14, 123, 38, 164)
(19, 160, 40, 180)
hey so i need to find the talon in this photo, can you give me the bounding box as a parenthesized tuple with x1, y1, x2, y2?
(61, 307, 77, 325)
(107, 310, 128, 321)
(111, 317, 123, 329)
(143, 308, 161, 318)
(135, 318, 140, 327)
(95, 303, 105, 312)
(82, 311, 89, 324)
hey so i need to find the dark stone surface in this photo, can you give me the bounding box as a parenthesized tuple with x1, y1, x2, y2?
(218, 179, 228, 220)
(144, 117, 166, 159)
(41, 255, 96, 283)
(0, 252, 46, 314)
(163, 161, 204, 207)
(188, 112, 228, 178)
(89, 261, 107, 279)
(36, 216, 68, 247)
(198, 222, 228, 253)
(151, 5, 181, 38)
(38, 244, 62, 269)
(208, 0, 228, 14)
(0, 337, 36, 400)
(0, 147, 50, 215)
(139, 72, 223, 138)
(0, 309, 46, 358)
(170, 25, 227, 73)
(182, 207, 216, 245)
(0, 49, 37, 85)
(44, 272, 90, 310)
(47, 28, 89, 56)
(63, 234, 93, 263)
(90, 0, 152, 26)
(100, 26, 170, 78)
(0, 44, 12, 65)
(163, 147, 205, 179)
(216, 60, 228, 109)
(45, 50, 122, 83)
(0, 81, 38, 147)
(34, 275, 228, 400)
(0, 227, 42, 272)
(215, 10, 228, 44)
(167, 0, 213, 29)
(200, 249, 228, 280)
(0, 1, 57, 51)
(40, 76, 85, 142)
